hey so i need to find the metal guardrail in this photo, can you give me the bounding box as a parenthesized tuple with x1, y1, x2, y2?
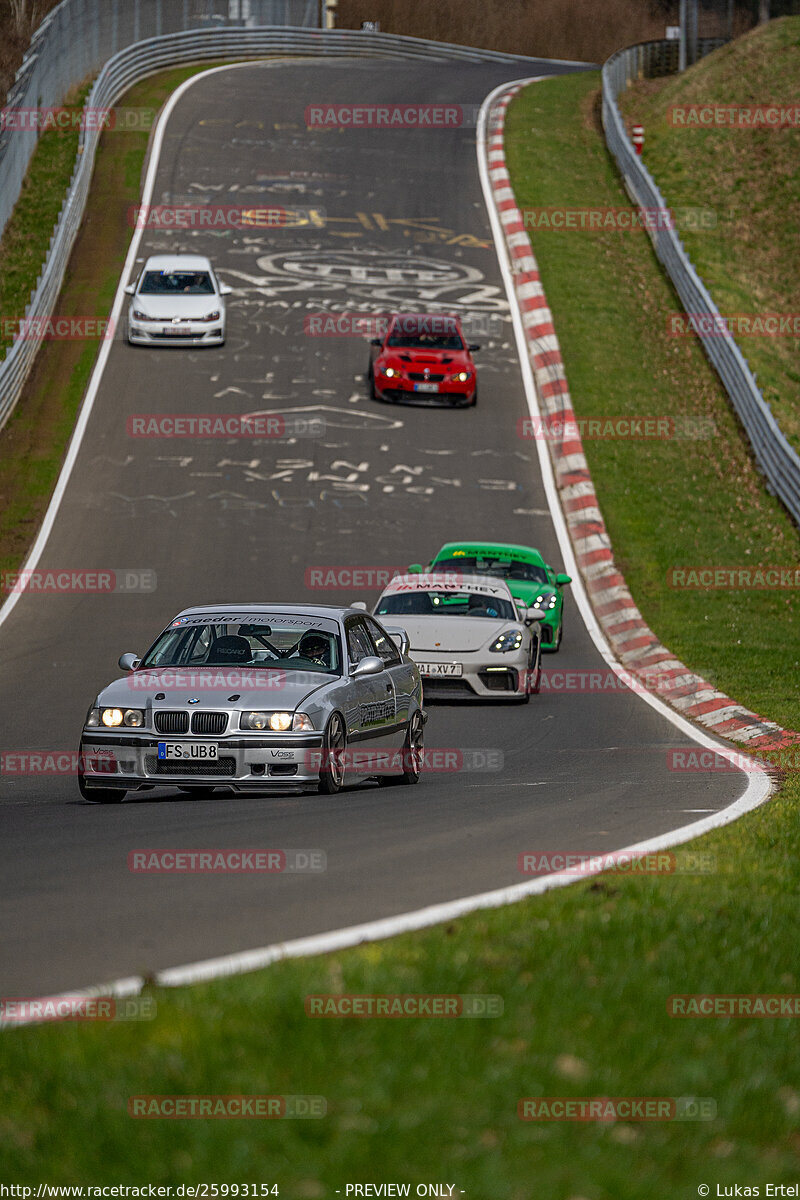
(602, 39, 800, 527)
(0, 23, 567, 433)
(0, 1, 322, 238)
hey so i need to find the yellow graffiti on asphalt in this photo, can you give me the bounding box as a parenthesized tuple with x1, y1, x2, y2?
(238, 208, 489, 247)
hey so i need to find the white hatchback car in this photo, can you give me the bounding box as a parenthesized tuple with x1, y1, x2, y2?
(125, 254, 232, 347)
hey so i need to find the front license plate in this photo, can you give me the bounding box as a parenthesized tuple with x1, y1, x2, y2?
(417, 662, 462, 677)
(157, 742, 219, 761)
(413, 382, 439, 393)
(163, 326, 194, 336)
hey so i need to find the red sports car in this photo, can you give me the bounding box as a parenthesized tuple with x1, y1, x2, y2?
(368, 313, 479, 407)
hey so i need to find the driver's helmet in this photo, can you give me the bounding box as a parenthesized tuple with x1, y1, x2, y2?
(298, 632, 329, 666)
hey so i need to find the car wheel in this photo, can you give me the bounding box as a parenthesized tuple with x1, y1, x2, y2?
(78, 772, 124, 804)
(318, 714, 347, 795)
(380, 710, 424, 787)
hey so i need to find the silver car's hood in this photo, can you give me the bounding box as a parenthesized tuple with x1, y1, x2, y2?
(392, 615, 521, 653)
(96, 667, 333, 711)
(131, 295, 221, 320)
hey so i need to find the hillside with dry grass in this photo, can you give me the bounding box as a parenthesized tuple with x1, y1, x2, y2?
(335, 0, 741, 63)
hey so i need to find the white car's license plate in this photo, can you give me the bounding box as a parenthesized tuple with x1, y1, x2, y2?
(417, 662, 462, 677)
(413, 382, 439, 393)
(157, 742, 219, 761)
(163, 326, 194, 336)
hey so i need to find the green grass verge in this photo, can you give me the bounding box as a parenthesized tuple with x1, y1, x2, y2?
(618, 17, 800, 452)
(0, 62, 241, 580)
(2, 778, 798, 1188)
(504, 70, 800, 733)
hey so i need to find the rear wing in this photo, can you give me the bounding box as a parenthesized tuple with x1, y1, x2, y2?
(384, 625, 410, 657)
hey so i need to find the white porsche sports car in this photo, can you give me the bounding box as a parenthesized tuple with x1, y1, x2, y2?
(371, 573, 545, 702)
(125, 254, 232, 347)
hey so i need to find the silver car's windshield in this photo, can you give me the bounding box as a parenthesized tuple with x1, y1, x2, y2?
(376, 591, 516, 620)
(139, 620, 342, 674)
(140, 271, 215, 295)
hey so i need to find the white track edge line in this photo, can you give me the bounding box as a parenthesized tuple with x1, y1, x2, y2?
(0, 70, 775, 1031)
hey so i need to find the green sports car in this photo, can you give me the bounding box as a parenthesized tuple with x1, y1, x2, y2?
(409, 542, 571, 652)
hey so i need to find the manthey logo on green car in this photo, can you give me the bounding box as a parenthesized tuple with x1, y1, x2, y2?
(408, 542, 571, 652)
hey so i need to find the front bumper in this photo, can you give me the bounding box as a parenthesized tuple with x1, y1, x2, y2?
(79, 732, 324, 791)
(128, 319, 225, 347)
(414, 656, 529, 700)
(374, 379, 475, 407)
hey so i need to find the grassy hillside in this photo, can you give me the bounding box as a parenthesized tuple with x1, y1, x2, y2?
(619, 16, 800, 451)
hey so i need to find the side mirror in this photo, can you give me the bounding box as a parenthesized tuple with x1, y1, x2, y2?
(556, 573, 572, 586)
(349, 600, 367, 611)
(219, 284, 233, 295)
(467, 343, 481, 351)
(124, 284, 136, 295)
(370, 338, 383, 347)
(407, 563, 424, 574)
(384, 625, 410, 656)
(351, 655, 384, 678)
(525, 609, 546, 625)
(118, 652, 141, 671)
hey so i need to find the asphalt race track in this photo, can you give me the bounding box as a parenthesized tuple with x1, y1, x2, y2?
(0, 59, 746, 997)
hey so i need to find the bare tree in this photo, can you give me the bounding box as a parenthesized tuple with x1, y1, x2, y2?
(7, 0, 44, 36)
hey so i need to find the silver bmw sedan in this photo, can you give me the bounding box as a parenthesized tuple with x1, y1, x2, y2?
(78, 604, 425, 802)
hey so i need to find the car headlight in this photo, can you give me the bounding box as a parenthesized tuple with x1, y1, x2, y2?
(383, 366, 399, 379)
(131, 309, 149, 321)
(99, 707, 144, 728)
(490, 630, 524, 653)
(533, 592, 558, 610)
(451, 370, 471, 382)
(202, 310, 221, 322)
(241, 711, 314, 732)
